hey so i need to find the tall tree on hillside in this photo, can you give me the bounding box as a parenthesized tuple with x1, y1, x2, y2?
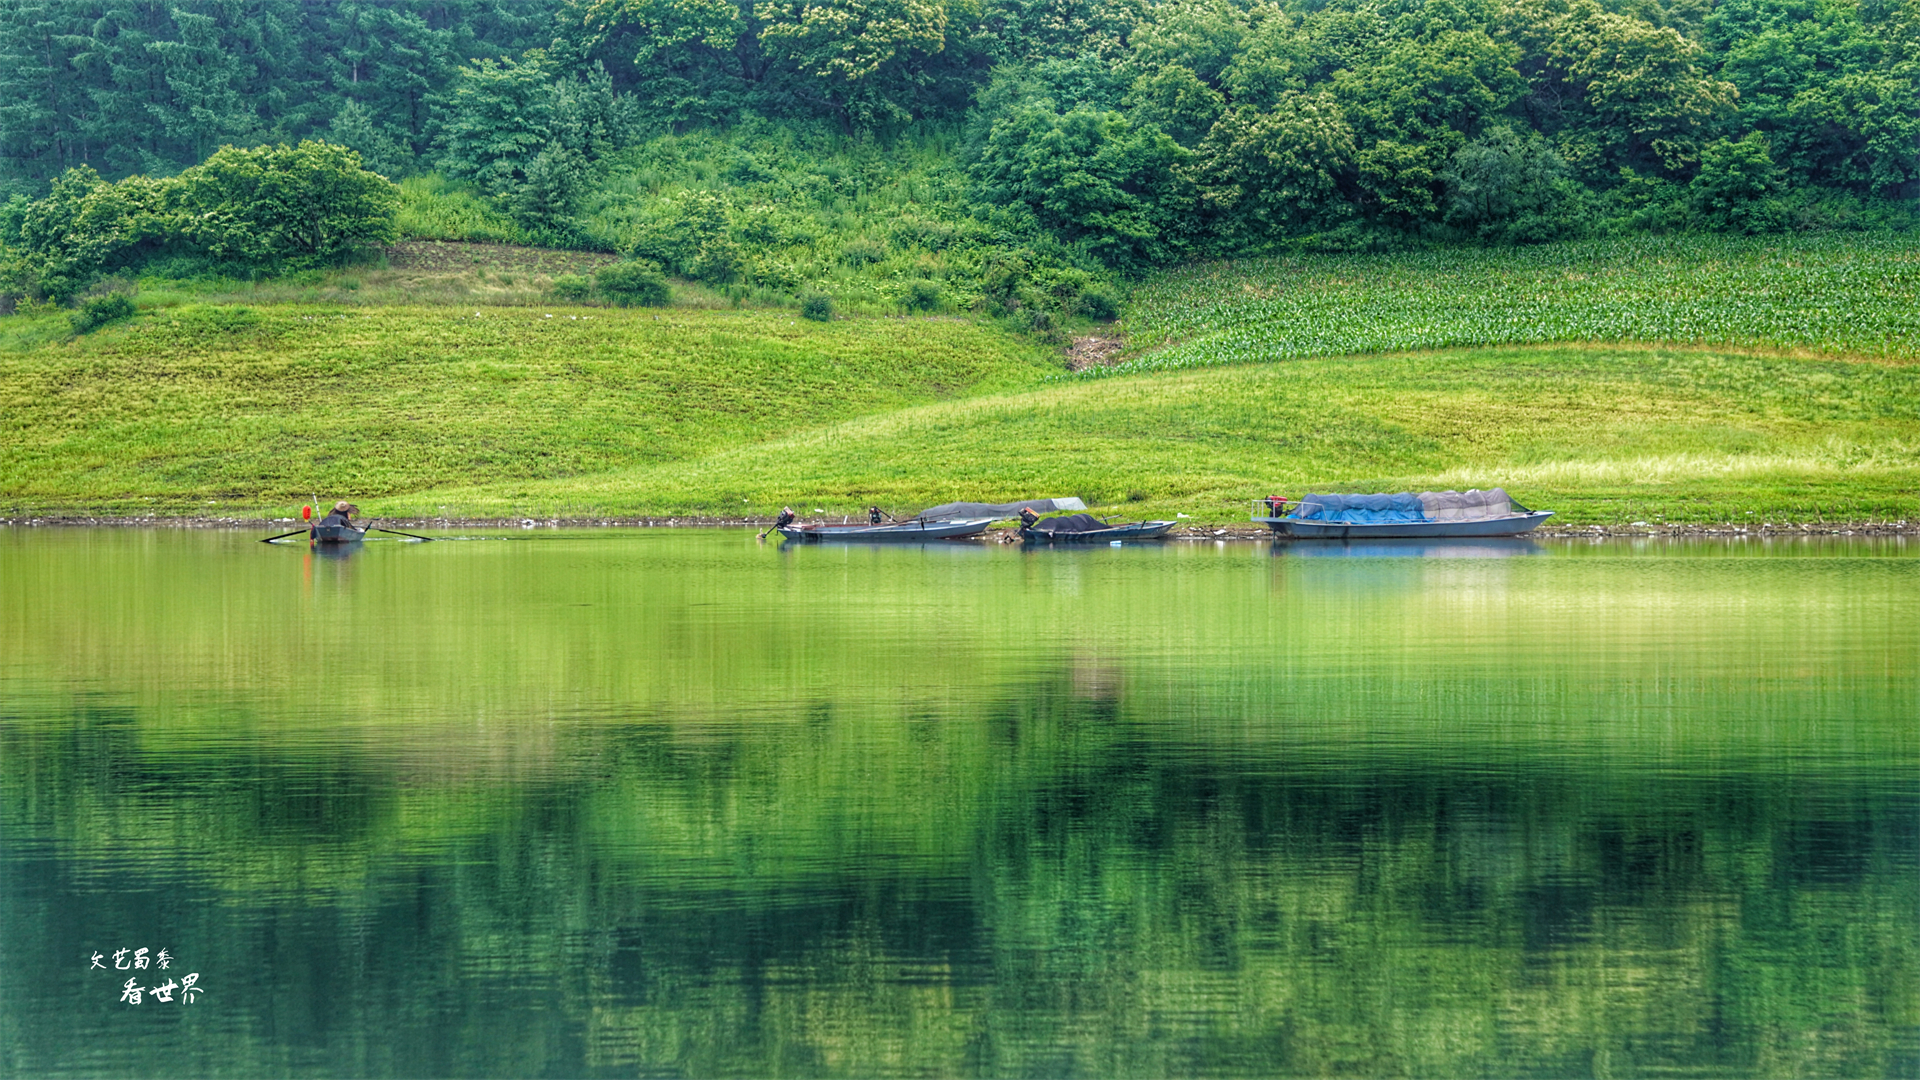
(0, 3, 96, 189)
(144, 1, 284, 163)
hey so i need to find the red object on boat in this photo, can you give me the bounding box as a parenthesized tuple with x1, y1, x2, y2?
(301, 505, 312, 521)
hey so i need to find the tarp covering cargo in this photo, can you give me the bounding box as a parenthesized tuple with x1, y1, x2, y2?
(1420, 488, 1513, 521)
(1293, 489, 1514, 524)
(915, 497, 1086, 520)
(1026, 513, 1107, 534)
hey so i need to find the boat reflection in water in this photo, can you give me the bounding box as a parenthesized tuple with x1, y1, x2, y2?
(1275, 536, 1544, 558)
(307, 536, 364, 560)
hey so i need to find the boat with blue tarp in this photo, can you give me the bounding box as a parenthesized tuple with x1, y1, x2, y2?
(1254, 488, 1553, 538)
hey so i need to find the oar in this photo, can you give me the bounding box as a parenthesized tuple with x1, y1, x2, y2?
(371, 526, 435, 541)
(260, 529, 308, 543)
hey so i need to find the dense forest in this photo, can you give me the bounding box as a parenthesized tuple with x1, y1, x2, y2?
(0, 0, 1914, 308)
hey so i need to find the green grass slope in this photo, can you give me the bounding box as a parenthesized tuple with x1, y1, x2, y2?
(0, 304, 1054, 515)
(465, 345, 1920, 525)
(2, 236, 1915, 525)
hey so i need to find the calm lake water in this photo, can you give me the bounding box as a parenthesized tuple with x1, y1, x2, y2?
(1, 528, 1914, 1078)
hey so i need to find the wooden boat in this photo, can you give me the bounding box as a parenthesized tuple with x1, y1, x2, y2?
(1253, 489, 1553, 539)
(310, 523, 369, 543)
(1020, 515, 1176, 543)
(776, 517, 995, 542)
(1273, 513, 1553, 539)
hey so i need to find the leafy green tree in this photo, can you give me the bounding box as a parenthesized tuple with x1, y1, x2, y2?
(1544, 1, 1738, 176)
(753, 0, 951, 129)
(435, 53, 557, 197)
(1124, 0, 1247, 84)
(973, 104, 1194, 266)
(1710, 0, 1918, 196)
(1690, 131, 1785, 231)
(1441, 125, 1584, 241)
(1334, 30, 1525, 223)
(1193, 93, 1355, 238)
(172, 141, 399, 267)
(565, 0, 758, 127)
(1122, 64, 1225, 147)
(2, 165, 168, 300)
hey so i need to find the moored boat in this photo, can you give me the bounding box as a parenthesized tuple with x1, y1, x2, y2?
(1254, 489, 1553, 539)
(1020, 514, 1176, 543)
(776, 517, 995, 542)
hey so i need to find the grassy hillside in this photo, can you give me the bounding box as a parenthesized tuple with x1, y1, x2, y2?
(430, 345, 1920, 525)
(1, 236, 1915, 525)
(0, 304, 1054, 515)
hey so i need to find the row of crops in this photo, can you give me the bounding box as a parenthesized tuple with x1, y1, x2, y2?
(1116, 234, 1920, 375)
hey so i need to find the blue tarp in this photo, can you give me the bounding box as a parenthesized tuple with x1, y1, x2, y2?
(1291, 490, 1517, 524)
(1293, 493, 1428, 524)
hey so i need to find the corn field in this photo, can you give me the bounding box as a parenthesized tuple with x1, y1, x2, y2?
(1117, 234, 1920, 375)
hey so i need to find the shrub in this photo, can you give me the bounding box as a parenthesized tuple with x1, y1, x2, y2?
(906, 280, 940, 311)
(595, 261, 670, 306)
(549, 274, 592, 300)
(800, 292, 834, 321)
(841, 238, 888, 265)
(1079, 288, 1120, 321)
(69, 293, 136, 334)
(689, 236, 742, 284)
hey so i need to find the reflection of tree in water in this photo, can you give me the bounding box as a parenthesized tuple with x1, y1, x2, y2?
(1, 671, 1913, 1077)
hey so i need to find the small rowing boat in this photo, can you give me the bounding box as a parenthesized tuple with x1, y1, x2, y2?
(1020, 514, 1176, 543)
(310, 523, 369, 543)
(776, 517, 995, 542)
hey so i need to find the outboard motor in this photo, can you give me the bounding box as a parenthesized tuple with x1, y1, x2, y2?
(869, 506, 884, 525)
(1018, 507, 1040, 529)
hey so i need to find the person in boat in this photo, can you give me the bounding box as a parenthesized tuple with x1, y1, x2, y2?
(774, 506, 796, 529)
(317, 501, 359, 528)
(868, 506, 884, 525)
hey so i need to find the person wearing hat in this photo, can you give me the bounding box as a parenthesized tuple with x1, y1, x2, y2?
(317, 500, 359, 528)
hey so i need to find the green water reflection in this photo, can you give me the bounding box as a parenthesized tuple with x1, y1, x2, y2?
(0, 529, 1914, 1077)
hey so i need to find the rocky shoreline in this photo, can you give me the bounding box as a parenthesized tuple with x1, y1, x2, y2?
(3, 515, 1913, 539)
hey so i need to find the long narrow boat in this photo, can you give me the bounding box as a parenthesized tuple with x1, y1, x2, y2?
(1253, 489, 1553, 539)
(1020, 515, 1177, 543)
(776, 517, 994, 543)
(310, 523, 369, 543)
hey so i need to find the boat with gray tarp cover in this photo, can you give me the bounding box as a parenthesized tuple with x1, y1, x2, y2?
(1020, 514, 1176, 543)
(776, 518, 994, 542)
(1254, 489, 1553, 538)
(775, 498, 1087, 543)
(914, 497, 1086, 520)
